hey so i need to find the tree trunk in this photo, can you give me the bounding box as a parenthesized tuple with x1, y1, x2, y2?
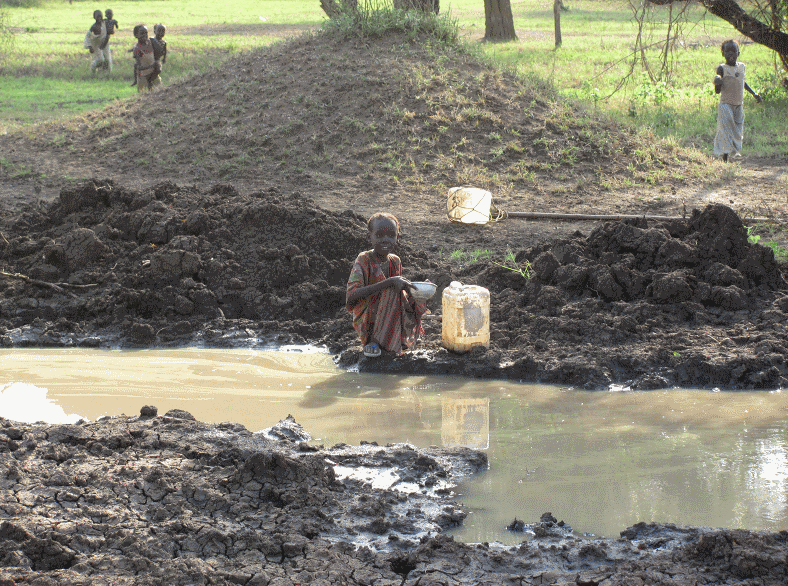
(394, 0, 440, 13)
(554, 0, 562, 48)
(484, 0, 518, 41)
(320, 0, 358, 19)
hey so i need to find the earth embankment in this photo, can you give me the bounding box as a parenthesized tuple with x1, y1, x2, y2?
(1, 179, 786, 390)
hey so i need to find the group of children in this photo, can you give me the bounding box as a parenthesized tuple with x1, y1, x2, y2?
(84, 9, 168, 92)
(83, 9, 117, 74)
(131, 23, 167, 92)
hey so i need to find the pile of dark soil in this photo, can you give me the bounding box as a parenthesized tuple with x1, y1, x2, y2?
(1, 178, 786, 390)
(2, 412, 787, 586)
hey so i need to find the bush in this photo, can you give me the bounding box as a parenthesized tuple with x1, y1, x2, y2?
(320, 0, 458, 43)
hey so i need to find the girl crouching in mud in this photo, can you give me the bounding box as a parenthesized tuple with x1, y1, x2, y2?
(346, 212, 427, 358)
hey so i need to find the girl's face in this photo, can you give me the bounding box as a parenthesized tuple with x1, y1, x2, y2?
(368, 217, 398, 259)
(722, 43, 739, 66)
(137, 27, 148, 43)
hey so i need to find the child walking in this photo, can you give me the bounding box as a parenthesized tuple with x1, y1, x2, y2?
(84, 10, 110, 74)
(713, 39, 762, 162)
(346, 212, 427, 357)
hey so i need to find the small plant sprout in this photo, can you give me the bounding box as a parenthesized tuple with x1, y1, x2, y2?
(747, 224, 788, 262)
(491, 248, 532, 279)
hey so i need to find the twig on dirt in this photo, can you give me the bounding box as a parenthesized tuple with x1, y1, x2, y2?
(0, 270, 99, 298)
(757, 198, 775, 219)
(0, 232, 8, 246)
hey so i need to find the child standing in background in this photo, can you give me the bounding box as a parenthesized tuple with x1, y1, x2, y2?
(153, 24, 167, 65)
(346, 212, 427, 357)
(104, 9, 118, 36)
(713, 39, 762, 162)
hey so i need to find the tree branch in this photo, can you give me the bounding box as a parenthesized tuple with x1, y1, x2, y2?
(648, 0, 788, 56)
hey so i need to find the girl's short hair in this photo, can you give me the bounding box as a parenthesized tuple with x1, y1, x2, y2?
(721, 39, 738, 51)
(368, 212, 399, 232)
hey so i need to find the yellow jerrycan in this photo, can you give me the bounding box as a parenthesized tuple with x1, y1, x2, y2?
(441, 281, 490, 352)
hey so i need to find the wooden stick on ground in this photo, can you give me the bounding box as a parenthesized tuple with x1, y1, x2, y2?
(500, 211, 775, 224)
(0, 271, 98, 298)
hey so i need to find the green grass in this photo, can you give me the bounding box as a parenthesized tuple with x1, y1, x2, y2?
(440, 247, 492, 267)
(747, 224, 788, 262)
(440, 246, 534, 275)
(475, 1, 787, 156)
(0, 75, 127, 124)
(1, 0, 786, 156)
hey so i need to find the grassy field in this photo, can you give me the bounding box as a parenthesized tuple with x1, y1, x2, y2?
(1, 0, 786, 157)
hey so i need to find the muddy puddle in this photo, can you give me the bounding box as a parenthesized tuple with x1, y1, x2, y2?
(2, 348, 787, 541)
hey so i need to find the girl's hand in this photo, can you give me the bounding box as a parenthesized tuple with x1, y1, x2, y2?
(390, 276, 412, 291)
(388, 276, 412, 291)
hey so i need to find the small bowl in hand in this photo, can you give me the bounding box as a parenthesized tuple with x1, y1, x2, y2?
(409, 281, 437, 300)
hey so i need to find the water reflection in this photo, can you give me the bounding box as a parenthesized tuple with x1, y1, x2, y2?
(442, 396, 489, 449)
(1, 349, 787, 541)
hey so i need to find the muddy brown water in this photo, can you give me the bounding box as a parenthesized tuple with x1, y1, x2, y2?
(1, 348, 787, 542)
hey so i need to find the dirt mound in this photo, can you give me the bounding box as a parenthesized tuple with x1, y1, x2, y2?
(1, 179, 787, 389)
(0, 30, 710, 215)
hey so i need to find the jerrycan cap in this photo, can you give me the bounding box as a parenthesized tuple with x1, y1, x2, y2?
(449, 281, 463, 288)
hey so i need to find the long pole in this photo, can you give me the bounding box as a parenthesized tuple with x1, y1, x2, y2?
(502, 211, 774, 224)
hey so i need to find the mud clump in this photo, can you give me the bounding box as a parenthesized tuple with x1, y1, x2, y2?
(1, 179, 787, 390)
(2, 413, 787, 585)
